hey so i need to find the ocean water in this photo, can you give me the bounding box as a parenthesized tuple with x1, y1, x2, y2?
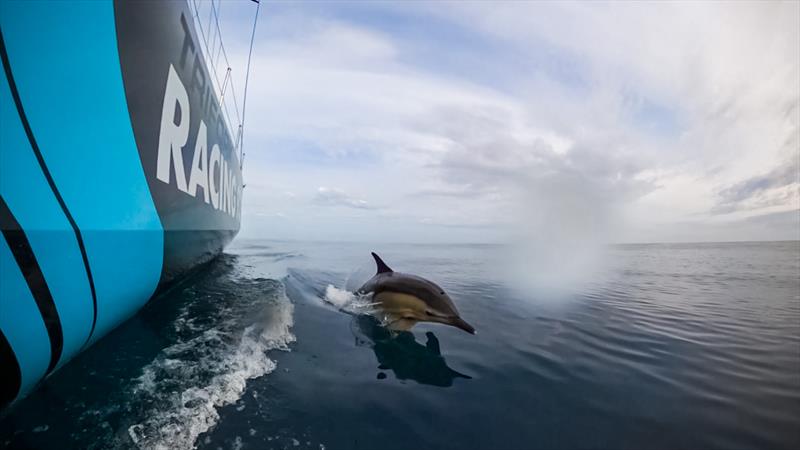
(1, 240, 799, 450)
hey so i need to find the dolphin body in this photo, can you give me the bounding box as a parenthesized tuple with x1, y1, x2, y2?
(356, 253, 475, 334)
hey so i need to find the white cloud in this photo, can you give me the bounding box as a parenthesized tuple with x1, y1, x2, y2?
(223, 1, 798, 243)
(313, 187, 375, 210)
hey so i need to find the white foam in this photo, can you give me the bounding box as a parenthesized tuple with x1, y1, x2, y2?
(232, 436, 243, 450)
(324, 285, 355, 308)
(126, 291, 295, 450)
(324, 285, 378, 315)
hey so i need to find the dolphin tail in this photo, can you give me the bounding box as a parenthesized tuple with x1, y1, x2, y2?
(371, 252, 393, 274)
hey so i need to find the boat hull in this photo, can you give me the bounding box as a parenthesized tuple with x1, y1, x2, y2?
(0, 0, 242, 409)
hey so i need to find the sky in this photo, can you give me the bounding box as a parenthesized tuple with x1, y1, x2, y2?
(214, 0, 799, 244)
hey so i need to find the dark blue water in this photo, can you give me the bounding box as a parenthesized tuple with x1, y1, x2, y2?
(2, 241, 799, 449)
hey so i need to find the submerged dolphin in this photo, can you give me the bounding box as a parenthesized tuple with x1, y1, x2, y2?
(356, 253, 475, 334)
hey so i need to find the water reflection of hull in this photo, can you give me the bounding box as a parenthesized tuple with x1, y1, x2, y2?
(353, 316, 471, 388)
(0, 1, 242, 409)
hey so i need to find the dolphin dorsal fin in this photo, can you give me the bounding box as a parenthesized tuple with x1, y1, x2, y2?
(371, 252, 393, 274)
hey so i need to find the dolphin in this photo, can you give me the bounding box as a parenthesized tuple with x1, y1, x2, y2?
(356, 252, 475, 334)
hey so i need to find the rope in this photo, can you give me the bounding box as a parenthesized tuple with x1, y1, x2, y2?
(240, 0, 261, 169)
(189, 0, 239, 134)
(187, 0, 259, 172)
(210, 0, 242, 126)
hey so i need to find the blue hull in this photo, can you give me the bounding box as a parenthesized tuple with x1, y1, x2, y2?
(0, 0, 243, 409)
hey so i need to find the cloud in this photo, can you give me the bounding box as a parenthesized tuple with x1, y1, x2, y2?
(713, 156, 799, 215)
(222, 1, 799, 242)
(313, 187, 376, 210)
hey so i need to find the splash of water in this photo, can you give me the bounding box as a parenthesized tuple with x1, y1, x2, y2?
(505, 176, 621, 301)
(323, 285, 378, 316)
(124, 284, 295, 450)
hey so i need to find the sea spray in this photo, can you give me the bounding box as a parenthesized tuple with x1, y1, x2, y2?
(124, 281, 294, 450)
(323, 285, 378, 316)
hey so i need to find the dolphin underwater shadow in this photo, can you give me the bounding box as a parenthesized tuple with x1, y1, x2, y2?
(352, 315, 472, 387)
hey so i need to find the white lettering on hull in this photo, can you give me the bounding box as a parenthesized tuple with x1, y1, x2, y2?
(156, 65, 189, 193)
(209, 144, 221, 210)
(156, 63, 241, 220)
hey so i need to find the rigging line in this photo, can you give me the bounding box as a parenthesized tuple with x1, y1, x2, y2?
(190, 0, 238, 137)
(205, 5, 242, 133)
(190, 0, 224, 95)
(212, 0, 223, 66)
(210, 0, 242, 125)
(240, 0, 261, 169)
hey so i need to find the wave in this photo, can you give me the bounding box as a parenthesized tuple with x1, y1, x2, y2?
(120, 270, 295, 449)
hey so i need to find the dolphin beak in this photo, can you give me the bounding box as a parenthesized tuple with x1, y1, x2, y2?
(450, 317, 476, 335)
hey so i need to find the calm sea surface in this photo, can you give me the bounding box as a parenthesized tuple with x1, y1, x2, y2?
(1, 240, 799, 450)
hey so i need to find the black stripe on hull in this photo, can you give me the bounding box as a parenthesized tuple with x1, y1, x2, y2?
(0, 330, 21, 410)
(0, 31, 99, 348)
(0, 196, 63, 374)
